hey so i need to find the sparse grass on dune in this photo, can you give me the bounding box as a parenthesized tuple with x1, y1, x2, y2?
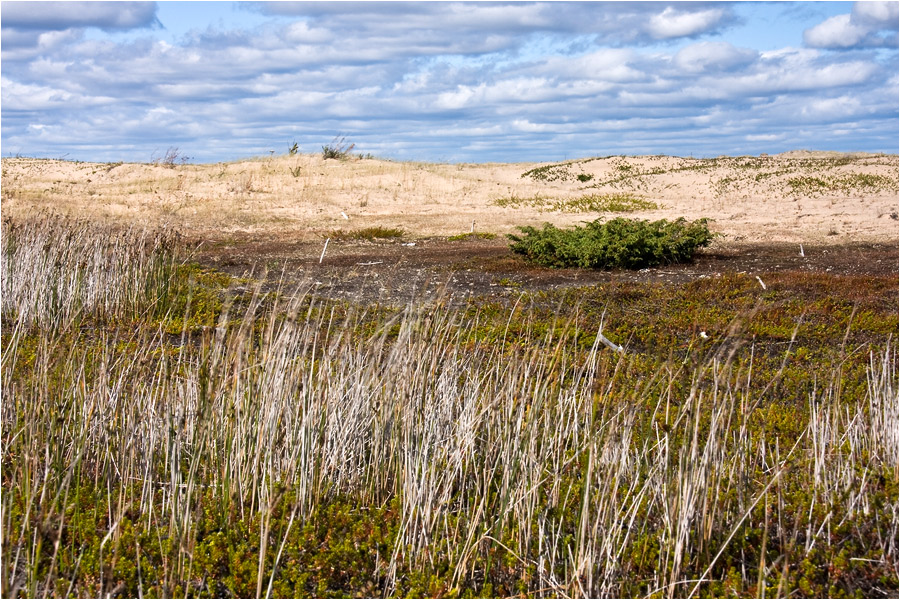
(2, 152, 897, 244)
(493, 193, 658, 213)
(326, 225, 405, 241)
(1, 218, 897, 598)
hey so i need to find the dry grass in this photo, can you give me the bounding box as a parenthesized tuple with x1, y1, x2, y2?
(1, 218, 897, 597)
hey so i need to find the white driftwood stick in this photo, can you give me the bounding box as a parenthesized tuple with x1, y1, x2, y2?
(319, 238, 330, 264)
(597, 330, 624, 354)
(756, 275, 766, 290)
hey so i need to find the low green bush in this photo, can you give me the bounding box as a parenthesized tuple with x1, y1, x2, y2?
(508, 217, 715, 269)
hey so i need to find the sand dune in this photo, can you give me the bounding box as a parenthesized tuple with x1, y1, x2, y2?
(2, 152, 897, 244)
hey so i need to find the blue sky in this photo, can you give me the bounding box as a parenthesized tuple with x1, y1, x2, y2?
(1, 1, 897, 163)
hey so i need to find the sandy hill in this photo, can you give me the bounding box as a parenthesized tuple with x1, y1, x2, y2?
(2, 153, 897, 244)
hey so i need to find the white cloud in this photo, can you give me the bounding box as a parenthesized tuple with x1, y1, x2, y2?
(0, 1, 158, 31)
(803, 14, 870, 48)
(674, 41, 757, 73)
(647, 7, 726, 40)
(852, 1, 900, 27)
(537, 49, 643, 82)
(804, 1, 899, 49)
(802, 95, 864, 119)
(0, 77, 114, 110)
(746, 133, 782, 142)
(0, 2, 895, 162)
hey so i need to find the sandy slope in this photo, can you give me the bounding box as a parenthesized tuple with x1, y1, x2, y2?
(2, 151, 897, 244)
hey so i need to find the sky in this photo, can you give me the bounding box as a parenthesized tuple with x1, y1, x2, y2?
(1, 1, 898, 164)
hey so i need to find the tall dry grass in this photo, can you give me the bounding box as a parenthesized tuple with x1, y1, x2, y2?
(1, 218, 897, 597)
(1, 217, 179, 330)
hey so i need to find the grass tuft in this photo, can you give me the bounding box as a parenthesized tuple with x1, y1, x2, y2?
(327, 226, 405, 241)
(447, 231, 497, 241)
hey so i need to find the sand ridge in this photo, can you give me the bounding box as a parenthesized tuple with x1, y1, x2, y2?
(1, 152, 897, 245)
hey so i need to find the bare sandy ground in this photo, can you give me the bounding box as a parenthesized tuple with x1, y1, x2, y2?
(2, 151, 897, 245)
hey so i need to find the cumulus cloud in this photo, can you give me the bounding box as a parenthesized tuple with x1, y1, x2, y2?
(647, 6, 727, 40)
(803, 1, 898, 49)
(0, 1, 896, 162)
(251, 1, 739, 45)
(673, 41, 758, 73)
(1, 1, 159, 31)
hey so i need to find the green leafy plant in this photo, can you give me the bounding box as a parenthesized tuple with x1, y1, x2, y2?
(288, 141, 299, 156)
(508, 217, 715, 269)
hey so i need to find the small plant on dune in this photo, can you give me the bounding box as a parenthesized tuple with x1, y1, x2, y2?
(322, 136, 356, 160)
(508, 216, 715, 269)
(521, 162, 576, 182)
(153, 146, 191, 168)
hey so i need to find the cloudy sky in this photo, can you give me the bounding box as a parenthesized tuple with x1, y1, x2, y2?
(1, 1, 897, 163)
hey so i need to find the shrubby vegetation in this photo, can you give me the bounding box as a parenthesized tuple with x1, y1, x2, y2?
(508, 217, 715, 269)
(321, 136, 356, 160)
(493, 193, 657, 213)
(1, 218, 897, 598)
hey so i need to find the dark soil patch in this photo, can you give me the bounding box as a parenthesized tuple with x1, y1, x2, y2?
(192, 235, 898, 306)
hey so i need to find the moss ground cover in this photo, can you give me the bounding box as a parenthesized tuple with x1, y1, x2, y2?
(2, 218, 897, 598)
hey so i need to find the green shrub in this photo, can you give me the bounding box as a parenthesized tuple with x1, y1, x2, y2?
(508, 217, 715, 269)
